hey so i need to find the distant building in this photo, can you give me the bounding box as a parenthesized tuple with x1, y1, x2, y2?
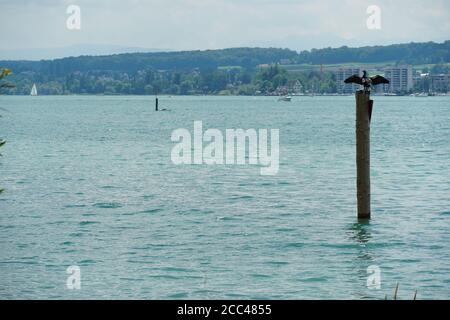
(430, 74, 450, 92)
(383, 66, 413, 93)
(274, 80, 304, 95)
(336, 68, 363, 94)
(275, 85, 289, 95)
(291, 80, 303, 94)
(279, 59, 292, 65)
(284, 79, 303, 94)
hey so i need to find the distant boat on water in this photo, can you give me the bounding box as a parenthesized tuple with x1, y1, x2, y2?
(30, 84, 38, 96)
(278, 95, 292, 102)
(410, 93, 431, 98)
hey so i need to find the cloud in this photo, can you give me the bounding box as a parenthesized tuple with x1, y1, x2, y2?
(0, 0, 448, 52)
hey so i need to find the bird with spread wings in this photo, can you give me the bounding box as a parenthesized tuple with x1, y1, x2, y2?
(344, 70, 389, 92)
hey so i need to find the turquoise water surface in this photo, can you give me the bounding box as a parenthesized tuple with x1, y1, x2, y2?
(0, 95, 449, 299)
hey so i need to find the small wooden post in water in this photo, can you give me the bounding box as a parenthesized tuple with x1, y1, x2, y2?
(355, 90, 372, 219)
(155, 97, 159, 111)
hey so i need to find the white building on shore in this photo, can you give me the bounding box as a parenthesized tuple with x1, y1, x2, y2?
(336, 68, 363, 94)
(383, 66, 414, 93)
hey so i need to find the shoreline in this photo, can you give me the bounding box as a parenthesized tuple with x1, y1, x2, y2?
(1, 93, 450, 97)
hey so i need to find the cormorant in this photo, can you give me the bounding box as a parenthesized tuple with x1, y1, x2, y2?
(344, 70, 389, 92)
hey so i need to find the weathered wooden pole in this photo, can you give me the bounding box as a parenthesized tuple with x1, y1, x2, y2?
(355, 90, 372, 219)
(155, 97, 159, 111)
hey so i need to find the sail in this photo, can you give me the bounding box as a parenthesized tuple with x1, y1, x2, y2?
(30, 84, 38, 96)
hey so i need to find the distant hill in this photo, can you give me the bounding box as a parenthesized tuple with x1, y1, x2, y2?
(2, 41, 448, 73)
(1, 41, 448, 95)
(0, 44, 172, 61)
(297, 41, 450, 65)
(1, 47, 298, 76)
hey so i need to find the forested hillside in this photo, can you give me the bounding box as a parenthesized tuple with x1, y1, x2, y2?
(1, 41, 448, 95)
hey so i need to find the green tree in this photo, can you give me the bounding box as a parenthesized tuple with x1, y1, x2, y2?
(0, 68, 15, 194)
(254, 64, 288, 94)
(0, 68, 14, 91)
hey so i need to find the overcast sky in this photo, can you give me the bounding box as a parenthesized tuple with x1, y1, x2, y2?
(0, 0, 449, 54)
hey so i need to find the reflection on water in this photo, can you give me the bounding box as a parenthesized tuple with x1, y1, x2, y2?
(348, 220, 373, 263)
(347, 221, 375, 299)
(349, 221, 372, 245)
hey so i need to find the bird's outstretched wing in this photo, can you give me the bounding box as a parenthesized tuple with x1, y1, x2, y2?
(370, 75, 389, 85)
(344, 75, 363, 85)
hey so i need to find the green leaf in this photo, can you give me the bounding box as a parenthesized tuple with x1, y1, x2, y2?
(0, 68, 12, 79)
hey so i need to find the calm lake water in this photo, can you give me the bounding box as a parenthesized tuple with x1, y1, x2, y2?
(0, 95, 449, 299)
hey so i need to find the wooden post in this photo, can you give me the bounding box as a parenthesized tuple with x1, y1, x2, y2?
(155, 97, 159, 111)
(356, 90, 372, 219)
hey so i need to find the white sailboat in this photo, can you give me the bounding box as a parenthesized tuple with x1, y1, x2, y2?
(30, 83, 38, 96)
